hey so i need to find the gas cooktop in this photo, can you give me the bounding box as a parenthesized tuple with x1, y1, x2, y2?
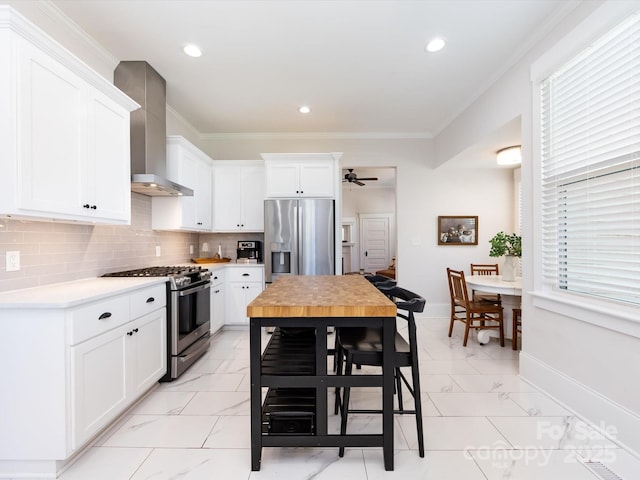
(102, 265, 211, 289)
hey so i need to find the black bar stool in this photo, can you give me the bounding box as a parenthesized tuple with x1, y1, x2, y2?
(335, 285, 426, 457)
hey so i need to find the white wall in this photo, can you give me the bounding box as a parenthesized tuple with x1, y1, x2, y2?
(436, 0, 640, 456)
(342, 186, 395, 219)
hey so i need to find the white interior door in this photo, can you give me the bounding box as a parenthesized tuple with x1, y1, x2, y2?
(359, 214, 391, 273)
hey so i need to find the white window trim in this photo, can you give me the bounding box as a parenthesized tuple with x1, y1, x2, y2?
(530, 0, 640, 335)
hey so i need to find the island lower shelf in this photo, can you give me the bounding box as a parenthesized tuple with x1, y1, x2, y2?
(261, 328, 318, 436)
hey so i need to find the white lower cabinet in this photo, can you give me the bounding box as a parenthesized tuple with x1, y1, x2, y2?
(0, 281, 166, 477)
(128, 309, 167, 399)
(71, 322, 128, 448)
(210, 270, 225, 334)
(71, 287, 167, 448)
(225, 266, 264, 325)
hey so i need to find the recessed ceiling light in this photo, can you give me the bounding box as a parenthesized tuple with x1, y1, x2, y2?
(299, 106, 311, 114)
(425, 37, 445, 53)
(183, 44, 202, 58)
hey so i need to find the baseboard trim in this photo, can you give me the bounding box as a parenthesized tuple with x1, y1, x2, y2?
(520, 352, 640, 457)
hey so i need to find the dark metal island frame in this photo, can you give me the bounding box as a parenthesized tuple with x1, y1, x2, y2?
(247, 275, 397, 471)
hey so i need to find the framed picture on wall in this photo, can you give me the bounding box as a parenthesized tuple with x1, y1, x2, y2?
(438, 216, 478, 245)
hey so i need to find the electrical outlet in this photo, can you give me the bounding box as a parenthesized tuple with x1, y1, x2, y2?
(202, 242, 209, 252)
(155, 246, 161, 257)
(189, 245, 194, 255)
(6, 251, 20, 272)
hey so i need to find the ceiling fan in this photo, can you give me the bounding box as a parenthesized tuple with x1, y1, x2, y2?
(343, 169, 378, 186)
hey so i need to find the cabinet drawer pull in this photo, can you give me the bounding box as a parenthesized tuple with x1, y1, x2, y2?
(242, 273, 250, 277)
(98, 312, 112, 320)
(146, 297, 155, 303)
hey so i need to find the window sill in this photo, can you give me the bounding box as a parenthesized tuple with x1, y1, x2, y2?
(531, 291, 640, 339)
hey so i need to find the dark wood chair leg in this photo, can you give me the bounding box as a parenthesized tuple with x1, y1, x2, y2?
(512, 308, 521, 350)
(463, 321, 471, 346)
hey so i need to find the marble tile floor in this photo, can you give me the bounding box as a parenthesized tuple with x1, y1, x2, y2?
(59, 319, 639, 480)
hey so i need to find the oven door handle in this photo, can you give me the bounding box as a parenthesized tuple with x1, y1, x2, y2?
(177, 282, 211, 297)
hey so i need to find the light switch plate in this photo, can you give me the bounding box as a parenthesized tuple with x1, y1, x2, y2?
(6, 251, 20, 271)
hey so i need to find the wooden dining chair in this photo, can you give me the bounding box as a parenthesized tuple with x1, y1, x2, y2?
(447, 268, 504, 347)
(469, 263, 502, 305)
(512, 307, 522, 350)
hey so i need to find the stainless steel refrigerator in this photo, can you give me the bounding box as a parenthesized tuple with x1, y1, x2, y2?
(264, 199, 335, 283)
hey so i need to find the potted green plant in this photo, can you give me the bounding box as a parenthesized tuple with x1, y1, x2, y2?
(489, 232, 521, 281)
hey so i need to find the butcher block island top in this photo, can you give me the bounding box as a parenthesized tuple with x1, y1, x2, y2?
(247, 275, 396, 318)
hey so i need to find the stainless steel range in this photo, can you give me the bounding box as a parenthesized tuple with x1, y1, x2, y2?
(103, 265, 211, 381)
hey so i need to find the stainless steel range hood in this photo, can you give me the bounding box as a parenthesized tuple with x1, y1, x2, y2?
(114, 61, 193, 197)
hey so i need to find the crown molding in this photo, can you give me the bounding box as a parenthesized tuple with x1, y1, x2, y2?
(36, 0, 119, 70)
(200, 131, 432, 141)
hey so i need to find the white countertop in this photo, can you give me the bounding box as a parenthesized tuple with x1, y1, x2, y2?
(190, 262, 264, 270)
(0, 263, 264, 309)
(0, 277, 167, 309)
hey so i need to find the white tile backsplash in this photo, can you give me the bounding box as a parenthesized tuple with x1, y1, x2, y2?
(0, 193, 198, 292)
(0, 193, 265, 292)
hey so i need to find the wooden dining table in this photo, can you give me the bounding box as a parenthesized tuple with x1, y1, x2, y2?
(247, 275, 397, 471)
(465, 274, 522, 342)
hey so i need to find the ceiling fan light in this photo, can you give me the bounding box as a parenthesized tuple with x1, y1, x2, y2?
(496, 145, 522, 166)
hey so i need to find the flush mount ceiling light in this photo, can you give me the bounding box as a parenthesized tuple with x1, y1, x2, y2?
(183, 44, 202, 57)
(299, 105, 311, 114)
(425, 37, 445, 53)
(496, 145, 522, 166)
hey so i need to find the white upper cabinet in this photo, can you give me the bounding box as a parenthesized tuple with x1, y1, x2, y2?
(152, 136, 213, 232)
(262, 153, 341, 198)
(212, 161, 265, 232)
(0, 7, 138, 224)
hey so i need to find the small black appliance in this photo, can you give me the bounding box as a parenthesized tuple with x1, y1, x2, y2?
(237, 240, 262, 263)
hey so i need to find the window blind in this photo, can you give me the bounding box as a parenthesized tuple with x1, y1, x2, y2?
(540, 13, 640, 305)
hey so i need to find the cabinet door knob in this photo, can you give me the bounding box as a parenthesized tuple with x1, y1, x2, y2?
(127, 331, 133, 336)
(91, 205, 97, 210)
(98, 312, 112, 320)
(133, 328, 139, 333)
(83, 204, 90, 209)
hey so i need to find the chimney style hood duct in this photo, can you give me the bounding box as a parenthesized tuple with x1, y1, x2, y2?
(114, 61, 193, 197)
